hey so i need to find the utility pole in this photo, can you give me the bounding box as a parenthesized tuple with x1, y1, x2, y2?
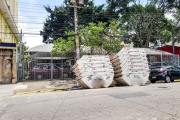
(19, 29, 23, 80)
(74, 2, 80, 60)
(64, 0, 86, 60)
(20, 29, 22, 64)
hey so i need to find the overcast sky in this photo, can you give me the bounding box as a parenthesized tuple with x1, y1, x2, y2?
(18, 0, 106, 48)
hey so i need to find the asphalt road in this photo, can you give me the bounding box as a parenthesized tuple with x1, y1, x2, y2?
(0, 81, 180, 120)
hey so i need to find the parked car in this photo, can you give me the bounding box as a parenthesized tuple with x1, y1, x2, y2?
(149, 66, 180, 83)
(29, 64, 72, 80)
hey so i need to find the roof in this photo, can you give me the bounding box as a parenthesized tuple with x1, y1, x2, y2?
(26, 44, 74, 59)
(29, 52, 74, 60)
(26, 44, 53, 52)
(138, 48, 173, 55)
(165, 42, 180, 47)
(0, 0, 20, 42)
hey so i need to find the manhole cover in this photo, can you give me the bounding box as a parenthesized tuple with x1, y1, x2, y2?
(158, 87, 168, 88)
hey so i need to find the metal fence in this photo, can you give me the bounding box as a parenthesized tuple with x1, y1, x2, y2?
(17, 52, 75, 82)
(147, 54, 179, 69)
(17, 62, 75, 81)
(16, 51, 180, 81)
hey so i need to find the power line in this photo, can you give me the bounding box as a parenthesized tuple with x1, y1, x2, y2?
(0, 32, 77, 36)
(3, 3, 175, 16)
(3, 13, 171, 20)
(9, 1, 63, 8)
(1, 3, 178, 32)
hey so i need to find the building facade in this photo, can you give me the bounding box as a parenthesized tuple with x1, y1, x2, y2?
(6, 0, 18, 24)
(0, 0, 19, 84)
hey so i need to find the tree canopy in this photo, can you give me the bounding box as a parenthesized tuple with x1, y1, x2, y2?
(41, 0, 180, 54)
(79, 21, 124, 54)
(120, 4, 172, 47)
(40, 0, 120, 43)
(51, 21, 124, 55)
(119, 0, 180, 48)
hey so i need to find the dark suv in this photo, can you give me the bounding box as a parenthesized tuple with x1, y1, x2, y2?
(28, 64, 72, 80)
(149, 66, 180, 83)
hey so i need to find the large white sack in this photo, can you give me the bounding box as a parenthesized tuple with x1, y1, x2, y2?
(81, 74, 114, 88)
(117, 48, 150, 86)
(75, 55, 114, 89)
(121, 74, 149, 86)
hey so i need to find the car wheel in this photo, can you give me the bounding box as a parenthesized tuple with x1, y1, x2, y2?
(150, 80, 156, 83)
(63, 73, 68, 78)
(165, 76, 171, 83)
(37, 74, 43, 80)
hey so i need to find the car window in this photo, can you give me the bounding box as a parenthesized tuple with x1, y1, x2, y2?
(166, 67, 173, 70)
(172, 66, 180, 70)
(151, 67, 162, 71)
(33, 65, 41, 70)
(166, 66, 180, 70)
(52, 66, 59, 70)
(42, 65, 49, 70)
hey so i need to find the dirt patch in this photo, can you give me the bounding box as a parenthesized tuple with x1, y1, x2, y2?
(49, 80, 78, 88)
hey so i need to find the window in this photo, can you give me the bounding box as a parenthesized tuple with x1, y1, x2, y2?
(166, 67, 180, 70)
(42, 65, 49, 70)
(33, 66, 41, 70)
(151, 67, 162, 71)
(166, 67, 173, 70)
(172, 67, 180, 70)
(52, 66, 59, 70)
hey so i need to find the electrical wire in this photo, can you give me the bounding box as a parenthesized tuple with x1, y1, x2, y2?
(0, 1, 178, 37)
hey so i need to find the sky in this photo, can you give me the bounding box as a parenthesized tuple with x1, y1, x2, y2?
(18, 0, 107, 48)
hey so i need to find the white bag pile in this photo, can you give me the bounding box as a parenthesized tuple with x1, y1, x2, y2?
(110, 48, 150, 86)
(73, 55, 114, 89)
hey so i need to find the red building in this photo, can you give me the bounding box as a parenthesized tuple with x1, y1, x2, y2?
(157, 45, 180, 56)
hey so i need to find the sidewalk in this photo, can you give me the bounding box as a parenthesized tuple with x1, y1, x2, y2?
(0, 84, 16, 98)
(0, 79, 78, 96)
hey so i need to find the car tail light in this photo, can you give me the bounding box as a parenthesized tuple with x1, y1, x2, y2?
(158, 70, 166, 73)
